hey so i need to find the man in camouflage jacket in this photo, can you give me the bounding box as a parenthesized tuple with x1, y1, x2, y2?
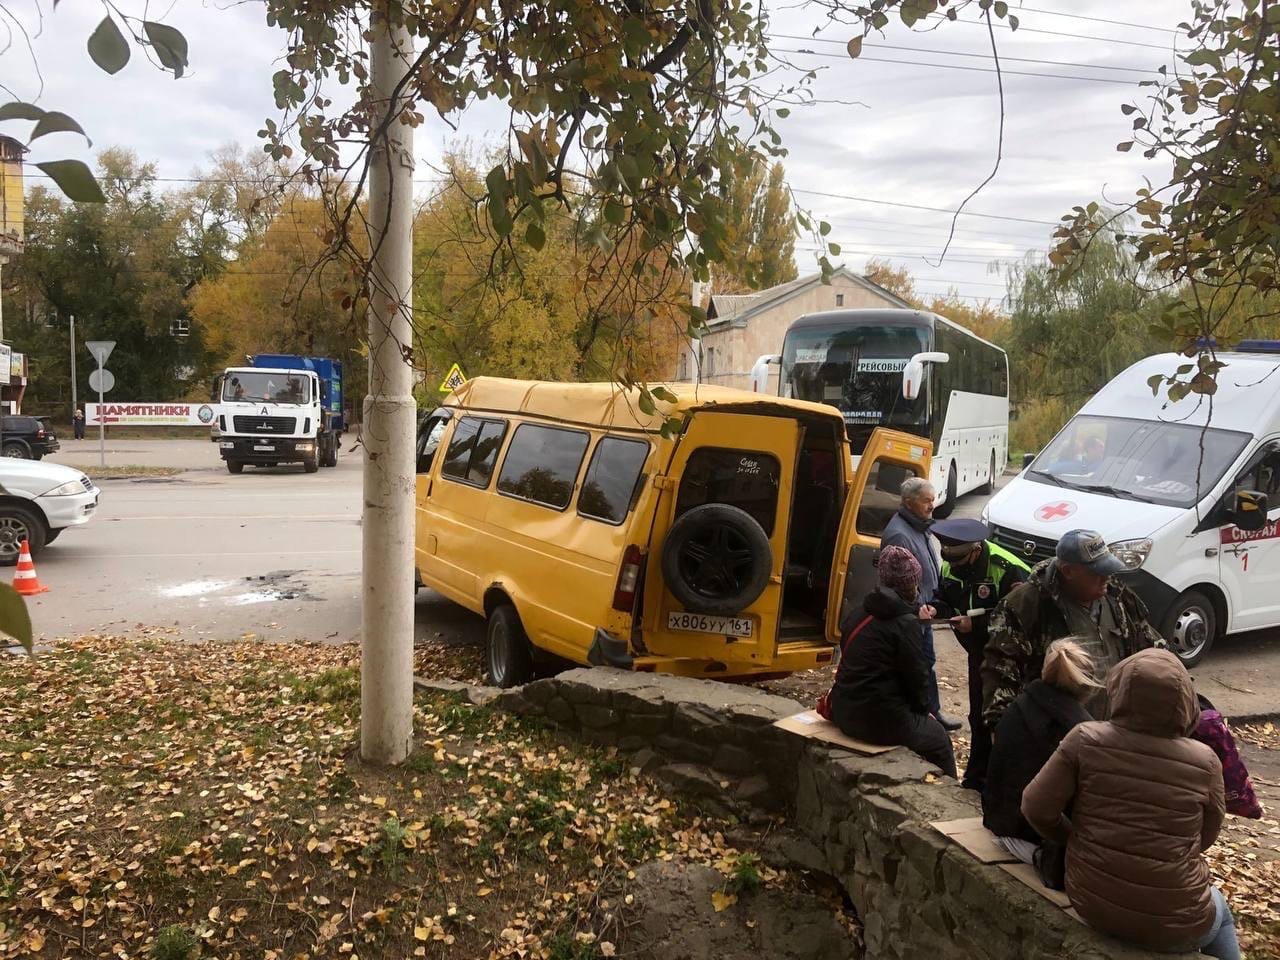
(981, 530, 1164, 729)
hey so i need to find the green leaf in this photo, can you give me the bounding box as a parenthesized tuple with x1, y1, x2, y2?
(35, 160, 107, 203)
(1175, 363, 1194, 375)
(88, 15, 131, 75)
(994, 1, 1008, 17)
(776, 107, 790, 118)
(651, 386, 678, 403)
(0, 102, 44, 122)
(827, 242, 841, 256)
(0, 582, 32, 655)
(524, 220, 545, 251)
(819, 220, 831, 236)
(585, 224, 614, 254)
(1008, 13, 1019, 30)
(637, 391, 657, 416)
(1116, 141, 1133, 152)
(143, 21, 189, 79)
(29, 111, 91, 145)
(1147, 373, 1164, 395)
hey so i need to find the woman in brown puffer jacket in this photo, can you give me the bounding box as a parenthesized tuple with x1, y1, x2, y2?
(1021, 649, 1238, 958)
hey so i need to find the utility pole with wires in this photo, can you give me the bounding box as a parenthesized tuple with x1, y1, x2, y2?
(360, 1, 416, 766)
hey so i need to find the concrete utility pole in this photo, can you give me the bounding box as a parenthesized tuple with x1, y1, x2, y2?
(360, 1, 415, 765)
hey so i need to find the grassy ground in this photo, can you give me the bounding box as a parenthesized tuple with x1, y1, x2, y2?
(0, 635, 807, 959)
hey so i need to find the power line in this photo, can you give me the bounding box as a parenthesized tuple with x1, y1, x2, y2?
(1012, 5, 1180, 35)
(791, 188, 1059, 226)
(921, 11, 1176, 51)
(769, 33, 1162, 74)
(774, 46, 1138, 85)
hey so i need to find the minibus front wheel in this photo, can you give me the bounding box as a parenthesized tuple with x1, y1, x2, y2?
(487, 603, 535, 688)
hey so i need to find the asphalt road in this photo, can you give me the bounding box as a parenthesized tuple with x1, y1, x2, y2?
(30, 440, 1280, 719)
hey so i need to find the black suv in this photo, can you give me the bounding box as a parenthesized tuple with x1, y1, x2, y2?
(0, 416, 60, 459)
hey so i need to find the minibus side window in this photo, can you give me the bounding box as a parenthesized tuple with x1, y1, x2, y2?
(497, 423, 591, 510)
(416, 410, 453, 474)
(579, 437, 650, 525)
(441, 416, 508, 488)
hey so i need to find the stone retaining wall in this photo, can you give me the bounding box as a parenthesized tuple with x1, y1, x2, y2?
(492, 668, 1193, 960)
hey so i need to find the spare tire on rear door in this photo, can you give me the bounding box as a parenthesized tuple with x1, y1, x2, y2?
(661, 503, 773, 616)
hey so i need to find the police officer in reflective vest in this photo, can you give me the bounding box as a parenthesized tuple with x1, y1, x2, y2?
(934, 518, 1031, 792)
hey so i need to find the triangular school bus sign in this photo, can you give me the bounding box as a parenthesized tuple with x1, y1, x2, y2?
(438, 363, 467, 394)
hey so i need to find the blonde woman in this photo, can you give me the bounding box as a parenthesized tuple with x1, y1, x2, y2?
(982, 639, 1097, 875)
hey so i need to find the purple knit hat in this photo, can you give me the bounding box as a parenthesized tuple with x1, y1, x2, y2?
(878, 545, 922, 595)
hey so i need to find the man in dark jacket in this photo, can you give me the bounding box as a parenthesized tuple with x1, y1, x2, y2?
(880, 476, 961, 730)
(982, 529, 1163, 729)
(934, 517, 1030, 791)
(830, 544, 957, 778)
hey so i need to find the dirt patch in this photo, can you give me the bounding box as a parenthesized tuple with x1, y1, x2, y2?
(614, 860, 858, 960)
(84, 465, 185, 479)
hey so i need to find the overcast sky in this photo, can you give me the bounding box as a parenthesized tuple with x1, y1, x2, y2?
(5, 0, 1182, 305)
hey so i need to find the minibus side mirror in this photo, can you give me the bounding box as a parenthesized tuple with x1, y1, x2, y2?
(902, 351, 948, 400)
(1234, 489, 1269, 532)
(210, 374, 223, 403)
(1023, 452, 1036, 470)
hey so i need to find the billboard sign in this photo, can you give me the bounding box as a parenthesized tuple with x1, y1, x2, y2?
(87, 402, 219, 427)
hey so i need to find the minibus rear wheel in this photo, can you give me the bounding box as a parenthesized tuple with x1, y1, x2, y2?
(487, 603, 534, 688)
(1161, 589, 1216, 668)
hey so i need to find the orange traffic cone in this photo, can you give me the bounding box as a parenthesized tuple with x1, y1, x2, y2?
(13, 540, 48, 596)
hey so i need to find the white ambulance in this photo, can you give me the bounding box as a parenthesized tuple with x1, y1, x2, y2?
(983, 343, 1280, 666)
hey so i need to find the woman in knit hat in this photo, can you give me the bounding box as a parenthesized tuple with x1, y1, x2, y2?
(828, 544, 958, 777)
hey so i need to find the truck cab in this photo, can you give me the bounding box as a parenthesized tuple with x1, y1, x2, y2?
(215, 358, 342, 473)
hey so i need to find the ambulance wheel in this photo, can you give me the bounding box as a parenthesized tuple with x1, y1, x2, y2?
(487, 603, 534, 688)
(933, 464, 958, 519)
(1161, 590, 1216, 668)
(226, 460, 244, 475)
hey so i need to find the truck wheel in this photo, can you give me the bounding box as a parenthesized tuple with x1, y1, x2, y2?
(0, 506, 45, 566)
(1161, 589, 1217, 668)
(486, 603, 535, 688)
(323, 439, 338, 467)
(303, 456, 319, 474)
(661, 503, 772, 616)
(226, 460, 244, 475)
(933, 463, 958, 519)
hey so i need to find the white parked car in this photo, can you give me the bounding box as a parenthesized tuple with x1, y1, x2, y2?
(0, 458, 99, 564)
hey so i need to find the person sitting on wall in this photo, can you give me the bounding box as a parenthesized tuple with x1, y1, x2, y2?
(1022, 649, 1238, 959)
(828, 544, 958, 778)
(981, 638, 1096, 888)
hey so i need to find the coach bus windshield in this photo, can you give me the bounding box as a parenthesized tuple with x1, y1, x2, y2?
(781, 323, 930, 451)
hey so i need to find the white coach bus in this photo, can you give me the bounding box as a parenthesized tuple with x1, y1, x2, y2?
(752, 308, 1009, 517)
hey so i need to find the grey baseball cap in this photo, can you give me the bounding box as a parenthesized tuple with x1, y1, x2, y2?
(1055, 529, 1127, 575)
